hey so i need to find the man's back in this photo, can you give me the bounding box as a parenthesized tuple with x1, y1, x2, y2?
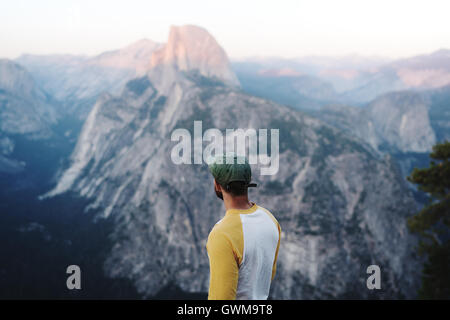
(206, 203, 281, 300)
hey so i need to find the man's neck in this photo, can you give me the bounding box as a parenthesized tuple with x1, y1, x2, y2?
(223, 195, 253, 212)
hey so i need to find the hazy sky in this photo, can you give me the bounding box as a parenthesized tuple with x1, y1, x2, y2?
(1, 0, 450, 60)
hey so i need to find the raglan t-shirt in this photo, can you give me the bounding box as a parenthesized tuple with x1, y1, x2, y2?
(206, 203, 281, 300)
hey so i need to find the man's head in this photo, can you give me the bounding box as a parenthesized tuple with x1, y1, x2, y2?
(208, 154, 257, 201)
(213, 180, 248, 200)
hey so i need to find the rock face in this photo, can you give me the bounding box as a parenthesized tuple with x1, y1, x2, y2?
(426, 85, 450, 143)
(46, 26, 421, 299)
(151, 25, 240, 88)
(0, 59, 57, 134)
(368, 92, 436, 152)
(316, 91, 437, 154)
(16, 39, 162, 119)
(88, 39, 161, 74)
(0, 59, 58, 173)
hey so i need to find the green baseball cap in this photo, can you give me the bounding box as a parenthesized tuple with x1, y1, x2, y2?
(207, 153, 257, 188)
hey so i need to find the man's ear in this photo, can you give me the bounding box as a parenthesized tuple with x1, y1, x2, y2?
(214, 179, 221, 191)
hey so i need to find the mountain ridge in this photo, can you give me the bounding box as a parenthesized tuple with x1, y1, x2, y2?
(150, 25, 240, 88)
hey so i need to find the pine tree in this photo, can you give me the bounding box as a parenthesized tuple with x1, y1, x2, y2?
(407, 141, 450, 299)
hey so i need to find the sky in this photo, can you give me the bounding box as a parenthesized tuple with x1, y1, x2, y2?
(1, 0, 450, 60)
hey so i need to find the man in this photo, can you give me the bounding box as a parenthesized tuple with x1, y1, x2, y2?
(206, 154, 281, 300)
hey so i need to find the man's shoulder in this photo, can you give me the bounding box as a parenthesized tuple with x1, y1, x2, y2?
(207, 212, 246, 249)
(255, 204, 272, 215)
(210, 213, 242, 234)
(256, 205, 281, 231)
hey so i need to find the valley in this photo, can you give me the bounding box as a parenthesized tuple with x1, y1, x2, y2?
(0, 25, 448, 299)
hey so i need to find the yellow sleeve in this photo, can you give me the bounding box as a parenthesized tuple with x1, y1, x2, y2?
(206, 227, 242, 300)
(271, 222, 281, 281)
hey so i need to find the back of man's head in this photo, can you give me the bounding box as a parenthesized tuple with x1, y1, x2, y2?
(208, 153, 257, 199)
(218, 180, 248, 197)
